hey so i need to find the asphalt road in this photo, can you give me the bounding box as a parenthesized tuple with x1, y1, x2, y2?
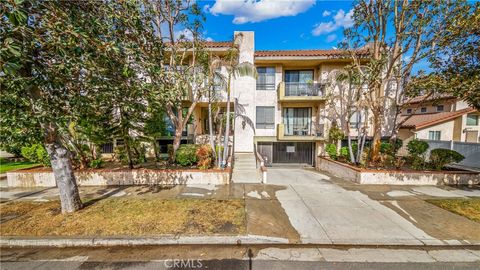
(1, 246, 479, 270)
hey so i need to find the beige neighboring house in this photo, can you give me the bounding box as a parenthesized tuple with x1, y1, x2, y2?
(398, 94, 480, 149)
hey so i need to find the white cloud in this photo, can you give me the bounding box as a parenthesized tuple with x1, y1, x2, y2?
(322, 10, 331, 17)
(207, 0, 315, 24)
(326, 34, 337, 43)
(175, 29, 194, 40)
(312, 9, 354, 36)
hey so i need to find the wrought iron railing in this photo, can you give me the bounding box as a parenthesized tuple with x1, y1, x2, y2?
(285, 82, 324, 96)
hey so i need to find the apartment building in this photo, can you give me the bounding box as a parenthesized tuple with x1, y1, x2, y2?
(398, 94, 480, 144)
(188, 31, 390, 166)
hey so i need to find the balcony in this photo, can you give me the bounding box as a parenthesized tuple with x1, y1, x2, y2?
(277, 123, 325, 141)
(278, 82, 326, 103)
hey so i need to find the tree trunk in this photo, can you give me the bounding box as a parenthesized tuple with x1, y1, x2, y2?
(171, 126, 183, 163)
(152, 139, 159, 162)
(216, 117, 223, 168)
(124, 138, 134, 169)
(221, 79, 232, 167)
(371, 112, 382, 163)
(208, 101, 216, 161)
(44, 126, 82, 213)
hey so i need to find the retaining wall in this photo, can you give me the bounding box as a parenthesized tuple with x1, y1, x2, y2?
(7, 168, 231, 187)
(316, 157, 479, 185)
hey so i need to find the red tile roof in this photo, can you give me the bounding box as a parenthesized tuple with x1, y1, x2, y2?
(400, 108, 476, 130)
(254, 49, 369, 58)
(204, 41, 232, 48)
(404, 93, 456, 104)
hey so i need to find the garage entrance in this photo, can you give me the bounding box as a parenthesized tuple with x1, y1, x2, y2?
(257, 142, 314, 166)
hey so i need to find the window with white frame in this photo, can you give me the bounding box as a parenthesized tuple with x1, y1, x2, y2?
(428, 131, 441, 140)
(421, 107, 427, 113)
(436, 105, 444, 112)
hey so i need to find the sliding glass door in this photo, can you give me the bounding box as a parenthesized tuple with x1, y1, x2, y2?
(283, 108, 312, 136)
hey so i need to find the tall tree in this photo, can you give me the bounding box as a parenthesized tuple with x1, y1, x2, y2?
(343, 0, 457, 162)
(408, 1, 479, 109)
(1, 0, 106, 212)
(145, 0, 208, 161)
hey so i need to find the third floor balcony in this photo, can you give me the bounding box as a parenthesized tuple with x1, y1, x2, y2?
(278, 82, 326, 103)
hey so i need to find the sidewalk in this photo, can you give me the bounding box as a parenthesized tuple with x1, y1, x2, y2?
(1, 169, 479, 247)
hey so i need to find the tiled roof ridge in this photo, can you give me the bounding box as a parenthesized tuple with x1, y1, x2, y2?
(400, 107, 476, 130)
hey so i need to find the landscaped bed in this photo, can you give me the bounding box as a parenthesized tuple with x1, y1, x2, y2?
(427, 198, 480, 223)
(0, 198, 246, 236)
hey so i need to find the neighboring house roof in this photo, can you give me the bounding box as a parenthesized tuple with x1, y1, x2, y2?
(400, 108, 476, 130)
(403, 93, 456, 105)
(254, 49, 369, 58)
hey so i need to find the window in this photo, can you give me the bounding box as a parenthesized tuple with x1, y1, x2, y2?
(428, 131, 441, 140)
(256, 67, 275, 90)
(349, 112, 362, 128)
(467, 114, 479, 126)
(421, 107, 427, 113)
(283, 107, 312, 135)
(436, 105, 444, 112)
(256, 106, 275, 129)
(406, 108, 412, 114)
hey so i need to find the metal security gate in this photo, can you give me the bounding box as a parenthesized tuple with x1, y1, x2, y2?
(273, 142, 314, 165)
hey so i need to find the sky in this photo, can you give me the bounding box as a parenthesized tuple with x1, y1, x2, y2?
(199, 0, 354, 50)
(195, 0, 433, 74)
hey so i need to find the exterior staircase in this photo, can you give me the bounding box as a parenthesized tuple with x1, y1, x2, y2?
(231, 152, 261, 183)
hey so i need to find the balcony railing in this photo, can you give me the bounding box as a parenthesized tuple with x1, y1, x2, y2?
(277, 123, 325, 141)
(285, 82, 324, 96)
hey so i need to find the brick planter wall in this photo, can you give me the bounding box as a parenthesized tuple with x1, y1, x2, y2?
(7, 168, 231, 188)
(316, 157, 479, 185)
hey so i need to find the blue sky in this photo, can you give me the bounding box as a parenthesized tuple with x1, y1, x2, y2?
(195, 0, 436, 74)
(199, 0, 354, 50)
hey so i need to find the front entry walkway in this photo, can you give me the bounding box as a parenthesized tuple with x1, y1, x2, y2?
(267, 167, 480, 245)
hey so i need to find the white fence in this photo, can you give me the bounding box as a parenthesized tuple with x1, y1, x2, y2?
(422, 139, 480, 169)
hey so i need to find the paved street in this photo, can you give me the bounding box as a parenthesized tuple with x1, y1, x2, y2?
(1, 246, 479, 269)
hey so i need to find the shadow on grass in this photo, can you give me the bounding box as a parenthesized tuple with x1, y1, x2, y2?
(82, 186, 130, 208)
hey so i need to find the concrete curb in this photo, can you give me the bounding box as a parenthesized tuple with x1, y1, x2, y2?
(2, 235, 480, 248)
(0, 235, 289, 247)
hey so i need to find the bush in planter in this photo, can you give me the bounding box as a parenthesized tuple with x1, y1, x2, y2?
(429, 149, 464, 170)
(21, 144, 50, 166)
(325, 143, 337, 159)
(175, 144, 199, 167)
(196, 144, 213, 169)
(89, 158, 104, 169)
(406, 139, 429, 170)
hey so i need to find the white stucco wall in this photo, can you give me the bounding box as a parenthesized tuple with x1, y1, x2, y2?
(416, 120, 455, 141)
(233, 31, 256, 152)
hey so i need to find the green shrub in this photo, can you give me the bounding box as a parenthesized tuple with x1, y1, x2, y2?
(380, 142, 393, 155)
(325, 143, 337, 159)
(430, 149, 464, 170)
(406, 139, 429, 170)
(175, 144, 199, 167)
(328, 126, 344, 143)
(407, 139, 429, 157)
(339, 146, 349, 159)
(21, 144, 50, 166)
(89, 158, 104, 169)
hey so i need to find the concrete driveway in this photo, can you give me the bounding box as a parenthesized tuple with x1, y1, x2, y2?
(267, 167, 480, 245)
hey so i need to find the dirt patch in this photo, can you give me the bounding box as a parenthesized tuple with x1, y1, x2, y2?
(382, 198, 480, 241)
(427, 198, 480, 223)
(0, 198, 246, 236)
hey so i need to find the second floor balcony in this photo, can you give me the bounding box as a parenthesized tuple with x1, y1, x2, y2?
(278, 82, 326, 102)
(277, 123, 325, 141)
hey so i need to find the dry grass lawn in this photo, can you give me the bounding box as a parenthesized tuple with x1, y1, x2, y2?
(427, 198, 480, 223)
(0, 198, 246, 236)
